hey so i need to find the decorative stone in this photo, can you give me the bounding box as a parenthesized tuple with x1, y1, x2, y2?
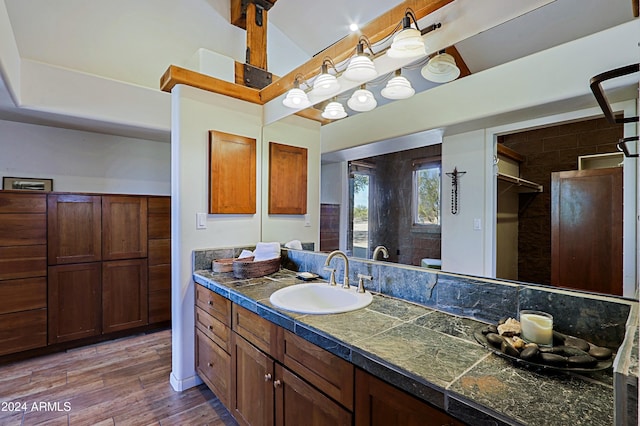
(520, 345, 540, 361)
(589, 346, 613, 360)
(501, 339, 520, 357)
(564, 336, 590, 352)
(497, 318, 521, 337)
(555, 346, 589, 357)
(540, 353, 567, 366)
(486, 332, 505, 347)
(482, 324, 498, 335)
(567, 354, 598, 368)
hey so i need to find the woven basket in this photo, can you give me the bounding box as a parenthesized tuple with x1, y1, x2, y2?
(232, 256, 281, 279)
(213, 256, 254, 273)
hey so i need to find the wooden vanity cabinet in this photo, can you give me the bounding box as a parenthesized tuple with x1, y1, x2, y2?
(0, 192, 47, 355)
(195, 286, 232, 407)
(355, 369, 464, 426)
(230, 304, 352, 426)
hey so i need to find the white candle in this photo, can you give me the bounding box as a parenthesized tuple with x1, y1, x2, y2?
(520, 310, 553, 346)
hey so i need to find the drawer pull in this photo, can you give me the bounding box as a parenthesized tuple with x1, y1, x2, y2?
(273, 379, 282, 388)
(208, 300, 213, 305)
(264, 373, 272, 382)
(207, 325, 213, 330)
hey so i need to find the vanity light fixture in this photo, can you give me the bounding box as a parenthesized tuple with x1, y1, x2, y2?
(387, 10, 426, 59)
(380, 69, 415, 100)
(421, 50, 461, 83)
(322, 98, 348, 119)
(344, 36, 378, 82)
(282, 74, 311, 109)
(347, 84, 377, 112)
(312, 58, 341, 96)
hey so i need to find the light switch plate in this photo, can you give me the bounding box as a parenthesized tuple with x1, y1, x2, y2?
(304, 214, 311, 227)
(196, 213, 207, 229)
(473, 218, 482, 230)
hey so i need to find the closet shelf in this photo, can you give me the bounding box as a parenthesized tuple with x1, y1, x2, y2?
(497, 172, 543, 193)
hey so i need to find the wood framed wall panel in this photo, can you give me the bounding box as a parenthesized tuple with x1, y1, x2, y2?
(268, 142, 307, 215)
(208, 131, 257, 214)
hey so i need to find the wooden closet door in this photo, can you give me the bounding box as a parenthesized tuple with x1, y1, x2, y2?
(102, 196, 147, 260)
(551, 167, 623, 295)
(48, 194, 102, 265)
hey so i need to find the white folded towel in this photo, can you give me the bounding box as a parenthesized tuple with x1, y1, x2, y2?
(253, 242, 281, 262)
(238, 249, 254, 259)
(285, 240, 303, 250)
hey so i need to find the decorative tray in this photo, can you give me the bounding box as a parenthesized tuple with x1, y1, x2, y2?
(473, 328, 613, 373)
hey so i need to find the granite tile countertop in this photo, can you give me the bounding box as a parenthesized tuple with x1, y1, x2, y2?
(193, 269, 615, 426)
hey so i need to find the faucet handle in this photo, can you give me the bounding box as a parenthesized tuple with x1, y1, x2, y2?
(357, 274, 373, 293)
(323, 266, 337, 286)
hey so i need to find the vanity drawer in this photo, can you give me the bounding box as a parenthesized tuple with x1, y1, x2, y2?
(195, 284, 231, 326)
(196, 328, 231, 407)
(283, 330, 354, 410)
(232, 304, 282, 360)
(196, 306, 230, 353)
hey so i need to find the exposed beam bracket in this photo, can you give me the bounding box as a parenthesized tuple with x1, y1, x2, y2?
(244, 63, 272, 89)
(241, 0, 273, 26)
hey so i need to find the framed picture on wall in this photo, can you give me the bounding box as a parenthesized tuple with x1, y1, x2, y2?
(2, 176, 53, 191)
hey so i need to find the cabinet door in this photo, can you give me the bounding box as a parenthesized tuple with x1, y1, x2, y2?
(355, 369, 463, 426)
(48, 263, 102, 344)
(102, 259, 148, 333)
(102, 196, 147, 260)
(275, 364, 352, 426)
(47, 194, 102, 265)
(231, 333, 275, 426)
(196, 329, 231, 408)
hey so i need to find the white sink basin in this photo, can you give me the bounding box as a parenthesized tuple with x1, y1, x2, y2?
(269, 283, 373, 314)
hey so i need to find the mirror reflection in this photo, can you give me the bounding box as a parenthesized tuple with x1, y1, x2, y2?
(320, 114, 633, 298)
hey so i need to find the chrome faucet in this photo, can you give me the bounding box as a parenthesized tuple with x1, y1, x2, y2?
(372, 245, 389, 261)
(324, 250, 350, 289)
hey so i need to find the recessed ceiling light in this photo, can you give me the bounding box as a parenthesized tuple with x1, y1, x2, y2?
(349, 23, 359, 32)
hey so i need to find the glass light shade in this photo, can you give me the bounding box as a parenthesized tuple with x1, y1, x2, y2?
(387, 28, 426, 58)
(321, 101, 347, 119)
(282, 87, 311, 108)
(380, 75, 415, 100)
(313, 73, 340, 96)
(344, 55, 378, 81)
(347, 89, 377, 112)
(421, 53, 460, 83)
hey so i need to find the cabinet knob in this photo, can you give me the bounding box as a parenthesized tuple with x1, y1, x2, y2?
(264, 373, 272, 382)
(207, 362, 213, 367)
(273, 379, 282, 388)
(208, 300, 213, 305)
(207, 325, 213, 330)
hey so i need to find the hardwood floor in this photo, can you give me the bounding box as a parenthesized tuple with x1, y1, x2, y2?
(0, 329, 237, 426)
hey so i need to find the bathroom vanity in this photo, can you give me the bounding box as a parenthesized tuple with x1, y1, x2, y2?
(193, 248, 638, 426)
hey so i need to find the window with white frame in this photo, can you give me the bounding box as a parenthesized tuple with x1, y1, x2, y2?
(412, 157, 441, 227)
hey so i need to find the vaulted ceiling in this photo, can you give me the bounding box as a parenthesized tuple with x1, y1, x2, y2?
(0, 0, 637, 135)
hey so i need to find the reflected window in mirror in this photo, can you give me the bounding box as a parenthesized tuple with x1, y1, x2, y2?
(412, 157, 441, 229)
(348, 161, 375, 259)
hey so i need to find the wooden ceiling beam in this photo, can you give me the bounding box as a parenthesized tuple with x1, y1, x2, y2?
(633, 0, 639, 17)
(258, 0, 454, 103)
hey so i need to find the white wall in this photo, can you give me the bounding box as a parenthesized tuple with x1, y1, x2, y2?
(0, 119, 170, 194)
(261, 115, 321, 246)
(170, 84, 322, 391)
(441, 130, 494, 276)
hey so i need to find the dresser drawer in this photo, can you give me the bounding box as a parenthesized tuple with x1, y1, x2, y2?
(196, 328, 231, 407)
(0, 193, 46, 213)
(0, 245, 47, 280)
(0, 277, 47, 315)
(196, 306, 230, 353)
(0, 213, 47, 246)
(283, 330, 354, 410)
(0, 309, 47, 356)
(195, 284, 230, 326)
(232, 304, 282, 360)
